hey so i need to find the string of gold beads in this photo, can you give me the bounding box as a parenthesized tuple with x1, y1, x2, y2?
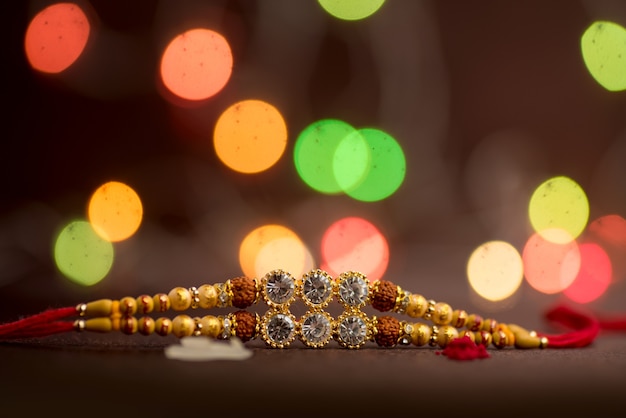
(72, 269, 546, 350)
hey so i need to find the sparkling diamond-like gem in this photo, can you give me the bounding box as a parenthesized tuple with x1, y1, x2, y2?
(264, 271, 295, 305)
(395, 293, 410, 314)
(265, 313, 295, 344)
(220, 317, 231, 340)
(302, 271, 332, 306)
(338, 315, 367, 346)
(338, 275, 368, 307)
(215, 283, 230, 308)
(301, 312, 332, 345)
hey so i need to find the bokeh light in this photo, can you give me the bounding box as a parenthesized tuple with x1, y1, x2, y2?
(581, 21, 626, 91)
(522, 229, 581, 294)
(528, 176, 589, 243)
(294, 119, 358, 194)
(54, 220, 114, 286)
(338, 128, 406, 202)
(214, 99, 288, 174)
(239, 224, 312, 279)
(563, 242, 612, 304)
(318, 0, 386, 21)
(586, 214, 626, 284)
(587, 214, 626, 248)
(320, 216, 389, 280)
(24, 3, 90, 74)
(466, 240, 524, 302)
(160, 28, 233, 101)
(88, 181, 143, 242)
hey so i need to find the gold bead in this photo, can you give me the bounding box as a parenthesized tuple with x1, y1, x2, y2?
(406, 294, 428, 318)
(200, 315, 222, 338)
(423, 300, 437, 321)
(436, 325, 459, 348)
(172, 315, 195, 338)
(136, 295, 154, 314)
(451, 309, 468, 328)
(431, 302, 453, 325)
(539, 336, 549, 349)
(168, 287, 192, 311)
(497, 324, 515, 346)
(119, 297, 137, 316)
(138, 316, 155, 335)
(467, 314, 483, 332)
(429, 325, 439, 347)
(481, 318, 498, 333)
(189, 287, 200, 309)
(410, 323, 431, 346)
(492, 330, 508, 349)
(460, 329, 475, 343)
(198, 284, 218, 309)
(155, 317, 172, 336)
(153, 293, 171, 312)
(120, 316, 138, 335)
(475, 330, 492, 347)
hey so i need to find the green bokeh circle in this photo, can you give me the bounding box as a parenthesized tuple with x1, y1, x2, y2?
(337, 128, 406, 202)
(581, 20, 626, 91)
(318, 0, 386, 21)
(54, 220, 114, 286)
(294, 119, 359, 194)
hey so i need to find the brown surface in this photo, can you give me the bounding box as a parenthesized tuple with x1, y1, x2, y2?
(1, 331, 625, 417)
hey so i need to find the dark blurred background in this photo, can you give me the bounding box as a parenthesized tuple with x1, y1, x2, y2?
(2, 0, 626, 323)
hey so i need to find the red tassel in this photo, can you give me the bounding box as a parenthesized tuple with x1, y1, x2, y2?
(438, 335, 490, 360)
(0, 321, 75, 339)
(0, 307, 76, 339)
(539, 305, 599, 348)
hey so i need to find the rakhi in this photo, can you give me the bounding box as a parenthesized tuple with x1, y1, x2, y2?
(1, 268, 622, 359)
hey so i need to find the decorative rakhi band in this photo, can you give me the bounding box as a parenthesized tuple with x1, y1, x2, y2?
(67, 268, 549, 351)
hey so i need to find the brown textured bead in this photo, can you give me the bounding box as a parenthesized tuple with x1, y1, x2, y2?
(230, 277, 257, 308)
(233, 310, 257, 342)
(375, 316, 401, 347)
(371, 280, 397, 312)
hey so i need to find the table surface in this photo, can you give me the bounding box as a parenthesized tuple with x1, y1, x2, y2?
(2, 317, 625, 417)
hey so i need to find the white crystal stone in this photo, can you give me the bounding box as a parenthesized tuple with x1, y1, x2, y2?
(264, 271, 295, 305)
(338, 274, 368, 307)
(220, 318, 231, 340)
(300, 312, 332, 345)
(265, 313, 295, 343)
(215, 283, 230, 308)
(337, 315, 367, 346)
(302, 271, 332, 306)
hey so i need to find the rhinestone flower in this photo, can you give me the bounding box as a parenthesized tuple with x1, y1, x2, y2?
(261, 311, 296, 348)
(262, 269, 296, 308)
(336, 271, 369, 309)
(336, 311, 370, 349)
(300, 269, 333, 308)
(300, 311, 333, 348)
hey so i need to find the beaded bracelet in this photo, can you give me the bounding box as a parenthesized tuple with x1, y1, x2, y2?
(56, 268, 550, 352)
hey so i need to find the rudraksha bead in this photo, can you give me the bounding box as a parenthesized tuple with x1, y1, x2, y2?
(233, 310, 257, 342)
(230, 276, 257, 308)
(375, 315, 401, 347)
(371, 280, 397, 312)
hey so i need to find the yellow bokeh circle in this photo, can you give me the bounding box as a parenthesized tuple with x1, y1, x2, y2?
(88, 181, 143, 242)
(214, 100, 288, 174)
(467, 240, 524, 302)
(528, 176, 589, 243)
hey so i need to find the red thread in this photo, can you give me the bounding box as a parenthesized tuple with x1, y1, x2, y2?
(539, 304, 600, 348)
(0, 307, 76, 339)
